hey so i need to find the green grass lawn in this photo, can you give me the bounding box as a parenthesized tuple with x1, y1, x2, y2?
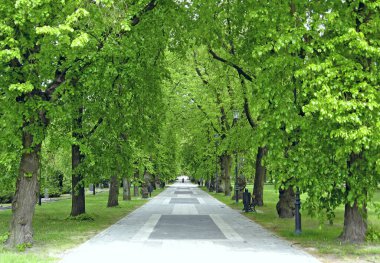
(203, 184, 380, 263)
(0, 188, 163, 263)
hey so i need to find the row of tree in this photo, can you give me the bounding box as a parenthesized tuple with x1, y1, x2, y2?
(0, 0, 379, 247)
(0, 0, 181, 248)
(166, 0, 379, 243)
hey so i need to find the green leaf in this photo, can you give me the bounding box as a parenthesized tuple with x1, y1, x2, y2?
(9, 82, 34, 92)
(71, 32, 89, 48)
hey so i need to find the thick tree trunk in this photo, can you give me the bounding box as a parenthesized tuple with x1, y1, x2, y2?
(253, 147, 267, 206)
(220, 154, 232, 196)
(108, 175, 119, 207)
(6, 132, 40, 247)
(276, 186, 295, 218)
(122, 177, 131, 201)
(340, 201, 367, 243)
(71, 144, 85, 216)
(340, 152, 367, 242)
(140, 171, 151, 198)
(154, 175, 160, 189)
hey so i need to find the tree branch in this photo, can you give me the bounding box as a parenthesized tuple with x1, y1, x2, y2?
(208, 49, 253, 82)
(190, 97, 220, 134)
(86, 118, 104, 138)
(193, 51, 229, 133)
(193, 51, 209, 85)
(131, 0, 158, 26)
(45, 69, 68, 98)
(211, 44, 257, 129)
(194, 67, 209, 85)
(240, 78, 257, 128)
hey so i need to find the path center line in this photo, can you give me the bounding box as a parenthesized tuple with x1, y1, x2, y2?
(172, 204, 198, 215)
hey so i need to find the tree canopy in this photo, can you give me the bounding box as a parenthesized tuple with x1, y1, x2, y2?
(0, 0, 379, 246)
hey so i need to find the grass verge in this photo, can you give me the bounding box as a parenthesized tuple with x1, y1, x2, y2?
(202, 184, 380, 263)
(0, 188, 164, 263)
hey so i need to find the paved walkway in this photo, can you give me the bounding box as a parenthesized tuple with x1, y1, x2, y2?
(60, 181, 320, 263)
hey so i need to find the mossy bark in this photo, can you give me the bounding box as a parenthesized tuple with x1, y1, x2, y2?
(276, 186, 295, 218)
(7, 131, 40, 247)
(340, 201, 367, 243)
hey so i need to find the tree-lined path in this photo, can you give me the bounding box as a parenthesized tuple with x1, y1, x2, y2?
(1, 1, 379, 259)
(60, 180, 319, 263)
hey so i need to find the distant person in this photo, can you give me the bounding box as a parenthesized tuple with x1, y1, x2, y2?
(182, 178, 184, 183)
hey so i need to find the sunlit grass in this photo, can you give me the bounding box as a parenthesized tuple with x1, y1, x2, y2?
(204, 184, 380, 262)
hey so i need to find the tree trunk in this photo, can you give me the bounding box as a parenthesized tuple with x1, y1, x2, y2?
(276, 186, 295, 218)
(220, 153, 232, 196)
(108, 175, 119, 207)
(6, 131, 40, 247)
(71, 144, 85, 216)
(253, 147, 267, 206)
(340, 152, 367, 242)
(122, 177, 131, 201)
(141, 171, 151, 198)
(340, 201, 367, 243)
(207, 177, 215, 192)
(154, 175, 160, 189)
(133, 170, 139, 197)
(71, 106, 85, 217)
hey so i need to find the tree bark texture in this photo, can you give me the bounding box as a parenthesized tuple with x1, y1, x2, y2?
(340, 201, 367, 243)
(220, 154, 232, 196)
(71, 144, 85, 216)
(71, 106, 85, 217)
(107, 175, 119, 207)
(140, 171, 151, 198)
(154, 174, 160, 189)
(276, 186, 295, 218)
(253, 147, 267, 206)
(7, 131, 40, 247)
(340, 152, 367, 242)
(122, 177, 131, 201)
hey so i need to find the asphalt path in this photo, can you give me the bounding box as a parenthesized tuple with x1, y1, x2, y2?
(60, 181, 320, 263)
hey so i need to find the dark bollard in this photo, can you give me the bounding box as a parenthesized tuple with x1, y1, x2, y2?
(295, 188, 302, 234)
(248, 191, 253, 211)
